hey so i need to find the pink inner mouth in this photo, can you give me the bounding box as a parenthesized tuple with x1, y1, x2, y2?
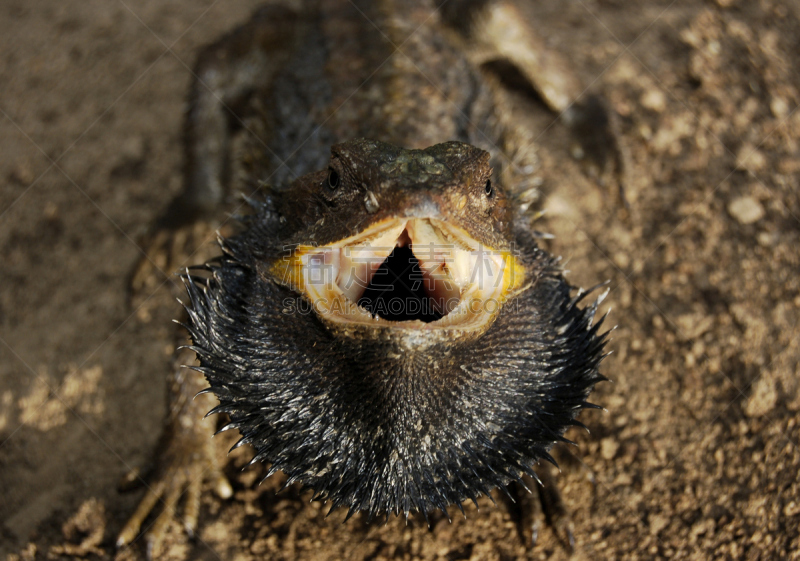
(347, 225, 461, 322)
(281, 217, 523, 330)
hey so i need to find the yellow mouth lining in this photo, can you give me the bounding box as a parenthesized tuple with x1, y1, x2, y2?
(271, 218, 526, 330)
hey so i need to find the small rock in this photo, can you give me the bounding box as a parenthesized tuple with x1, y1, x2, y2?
(649, 514, 670, 535)
(727, 196, 764, 225)
(735, 145, 766, 171)
(770, 97, 789, 119)
(757, 231, 774, 246)
(601, 437, 619, 460)
(652, 315, 665, 329)
(641, 89, 666, 113)
(745, 376, 777, 417)
(784, 501, 800, 517)
(676, 313, 715, 340)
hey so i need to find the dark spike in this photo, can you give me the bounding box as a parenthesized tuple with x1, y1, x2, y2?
(215, 422, 239, 434)
(581, 402, 605, 411)
(539, 451, 559, 469)
(495, 482, 516, 502)
(527, 469, 543, 487)
(228, 437, 249, 452)
(343, 506, 358, 523)
(565, 418, 590, 432)
(205, 404, 235, 418)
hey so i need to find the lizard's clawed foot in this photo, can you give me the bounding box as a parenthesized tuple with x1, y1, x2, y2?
(513, 471, 574, 552)
(510, 448, 596, 553)
(116, 423, 232, 559)
(117, 356, 232, 560)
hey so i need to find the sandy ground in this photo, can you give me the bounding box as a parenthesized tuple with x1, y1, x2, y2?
(2, 0, 800, 560)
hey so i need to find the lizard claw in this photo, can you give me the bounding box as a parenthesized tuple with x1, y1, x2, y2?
(117, 358, 231, 558)
(116, 439, 232, 558)
(511, 464, 581, 552)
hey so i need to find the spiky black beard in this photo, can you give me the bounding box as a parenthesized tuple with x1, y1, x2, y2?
(182, 215, 608, 521)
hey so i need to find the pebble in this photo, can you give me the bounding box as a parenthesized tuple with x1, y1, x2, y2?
(601, 437, 620, 460)
(735, 145, 766, 171)
(745, 376, 777, 417)
(770, 97, 789, 119)
(727, 196, 764, 224)
(649, 514, 670, 535)
(641, 88, 666, 113)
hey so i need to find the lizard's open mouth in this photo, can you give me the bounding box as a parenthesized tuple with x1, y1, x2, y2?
(274, 218, 526, 331)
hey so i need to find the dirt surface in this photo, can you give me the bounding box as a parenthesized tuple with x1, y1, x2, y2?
(2, 0, 800, 560)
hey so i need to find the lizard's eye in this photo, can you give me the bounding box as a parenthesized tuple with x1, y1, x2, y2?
(484, 179, 493, 198)
(327, 168, 340, 190)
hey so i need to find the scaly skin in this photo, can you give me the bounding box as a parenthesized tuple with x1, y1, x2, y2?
(182, 138, 608, 520)
(121, 1, 618, 558)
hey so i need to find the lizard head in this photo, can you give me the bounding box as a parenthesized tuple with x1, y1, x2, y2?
(184, 139, 607, 520)
(270, 139, 524, 343)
